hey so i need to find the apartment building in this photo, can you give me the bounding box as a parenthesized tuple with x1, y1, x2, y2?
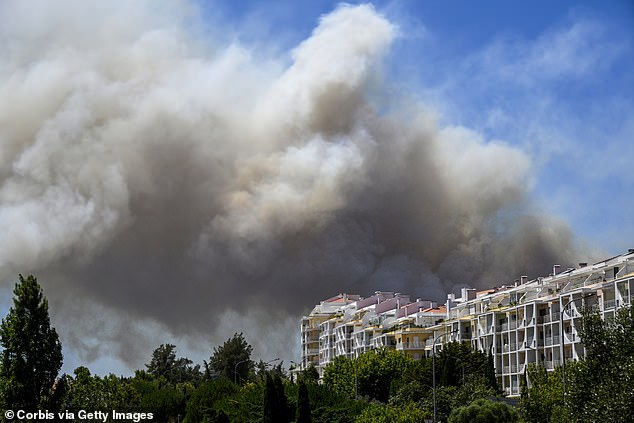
(441, 249, 634, 395)
(301, 290, 444, 376)
(299, 249, 634, 394)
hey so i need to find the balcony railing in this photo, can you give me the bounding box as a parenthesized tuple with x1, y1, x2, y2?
(397, 342, 424, 350)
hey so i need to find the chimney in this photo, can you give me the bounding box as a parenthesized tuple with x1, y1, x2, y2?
(553, 264, 561, 275)
(628, 249, 634, 254)
(466, 289, 476, 301)
(514, 279, 519, 287)
(579, 262, 588, 268)
(521, 276, 528, 285)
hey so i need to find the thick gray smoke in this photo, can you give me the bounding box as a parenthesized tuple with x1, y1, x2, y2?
(0, 1, 583, 369)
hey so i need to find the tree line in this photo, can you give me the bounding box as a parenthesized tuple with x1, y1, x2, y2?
(2, 274, 631, 422)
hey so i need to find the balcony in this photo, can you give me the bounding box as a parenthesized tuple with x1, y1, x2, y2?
(397, 341, 425, 350)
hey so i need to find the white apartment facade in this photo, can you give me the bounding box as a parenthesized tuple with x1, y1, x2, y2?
(299, 250, 634, 395)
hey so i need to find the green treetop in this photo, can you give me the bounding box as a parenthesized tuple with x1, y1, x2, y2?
(0, 274, 63, 411)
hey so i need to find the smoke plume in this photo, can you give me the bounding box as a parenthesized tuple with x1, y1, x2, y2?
(0, 1, 583, 369)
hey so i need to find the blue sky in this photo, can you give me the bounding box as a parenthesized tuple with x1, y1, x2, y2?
(197, 0, 633, 254)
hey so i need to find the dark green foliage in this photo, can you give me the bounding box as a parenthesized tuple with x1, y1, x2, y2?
(146, 344, 202, 385)
(355, 402, 430, 423)
(322, 355, 356, 398)
(519, 364, 564, 423)
(521, 306, 634, 423)
(184, 379, 237, 423)
(323, 348, 418, 403)
(263, 373, 290, 422)
(486, 349, 499, 393)
(357, 348, 416, 403)
(202, 409, 230, 423)
(130, 370, 189, 422)
(298, 364, 319, 385)
(449, 398, 519, 423)
(0, 275, 63, 412)
(436, 342, 492, 389)
(207, 332, 253, 383)
(564, 306, 634, 422)
(212, 380, 265, 422)
(296, 380, 311, 423)
(63, 367, 139, 413)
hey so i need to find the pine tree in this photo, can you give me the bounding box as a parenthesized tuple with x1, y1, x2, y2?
(0, 275, 63, 411)
(296, 379, 311, 423)
(207, 332, 253, 383)
(263, 373, 289, 422)
(486, 348, 499, 394)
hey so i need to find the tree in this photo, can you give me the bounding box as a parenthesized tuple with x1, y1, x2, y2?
(146, 344, 201, 385)
(130, 370, 189, 422)
(323, 348, 418, 403)
(296, 380, 311, 423)
(519, 364, 564, 423)
(63, 367, 138, 413)
(0, 274, 63, 411)
(184, 379, 237, 423)
(520, 307, 634, 423)
(449, 399, 519, 423)
(564, 306, 634, 422)
(322, 355, 355, 397)
(207, 333, 253, 383)
(263, 373, 289, 422)
(298, 364, 319, 385)
(355, 402, 429, 423)
(486, 348, 499, 393)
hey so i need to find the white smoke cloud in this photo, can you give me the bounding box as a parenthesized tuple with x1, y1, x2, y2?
(0, 1, 586, 371)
